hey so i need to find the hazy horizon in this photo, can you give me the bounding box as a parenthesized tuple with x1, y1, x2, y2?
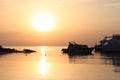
(1, 0, 120, 46)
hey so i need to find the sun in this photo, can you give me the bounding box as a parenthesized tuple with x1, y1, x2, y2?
(31, 12, 56, 32)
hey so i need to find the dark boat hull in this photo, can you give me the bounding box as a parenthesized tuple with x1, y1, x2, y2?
(62, 48, 93, 55)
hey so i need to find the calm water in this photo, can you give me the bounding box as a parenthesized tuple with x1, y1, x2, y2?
(0, 46, 120, 80)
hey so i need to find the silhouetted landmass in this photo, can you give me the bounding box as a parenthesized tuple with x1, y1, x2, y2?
(0, 45, 36, 56)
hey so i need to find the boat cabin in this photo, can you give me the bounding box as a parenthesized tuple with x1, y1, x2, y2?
(68, 42, 88, 50)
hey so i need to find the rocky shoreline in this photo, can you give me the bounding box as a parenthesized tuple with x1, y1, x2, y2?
(0, 45, 36, 53)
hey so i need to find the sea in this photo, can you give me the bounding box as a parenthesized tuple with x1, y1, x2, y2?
(0, 46, 120, 80)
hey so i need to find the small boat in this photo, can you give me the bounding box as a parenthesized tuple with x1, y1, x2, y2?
(62, 42, 93, 55)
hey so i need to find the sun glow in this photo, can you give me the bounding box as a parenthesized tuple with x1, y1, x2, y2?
(31, 12, 56, 32)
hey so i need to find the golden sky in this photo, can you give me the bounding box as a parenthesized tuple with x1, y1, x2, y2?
(0, 0, 120, 46)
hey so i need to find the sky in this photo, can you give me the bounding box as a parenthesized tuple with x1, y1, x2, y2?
(0, 0, 120, 46)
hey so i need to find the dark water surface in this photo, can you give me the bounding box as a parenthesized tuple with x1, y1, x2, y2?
(0, 46, 120, 80)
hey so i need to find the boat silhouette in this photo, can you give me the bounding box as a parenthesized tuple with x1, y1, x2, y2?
(94, 34, 120, 52)
(62, 42, 93, 55)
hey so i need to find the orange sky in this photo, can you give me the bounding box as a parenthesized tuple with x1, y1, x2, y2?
(0, 0, 120, 46)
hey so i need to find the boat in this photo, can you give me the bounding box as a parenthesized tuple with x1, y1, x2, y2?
(62, 42, 93, 55)
(94, 34, 120, 52)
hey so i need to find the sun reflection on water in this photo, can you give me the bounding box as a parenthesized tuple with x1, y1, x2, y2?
(39, 46, 49, 76)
